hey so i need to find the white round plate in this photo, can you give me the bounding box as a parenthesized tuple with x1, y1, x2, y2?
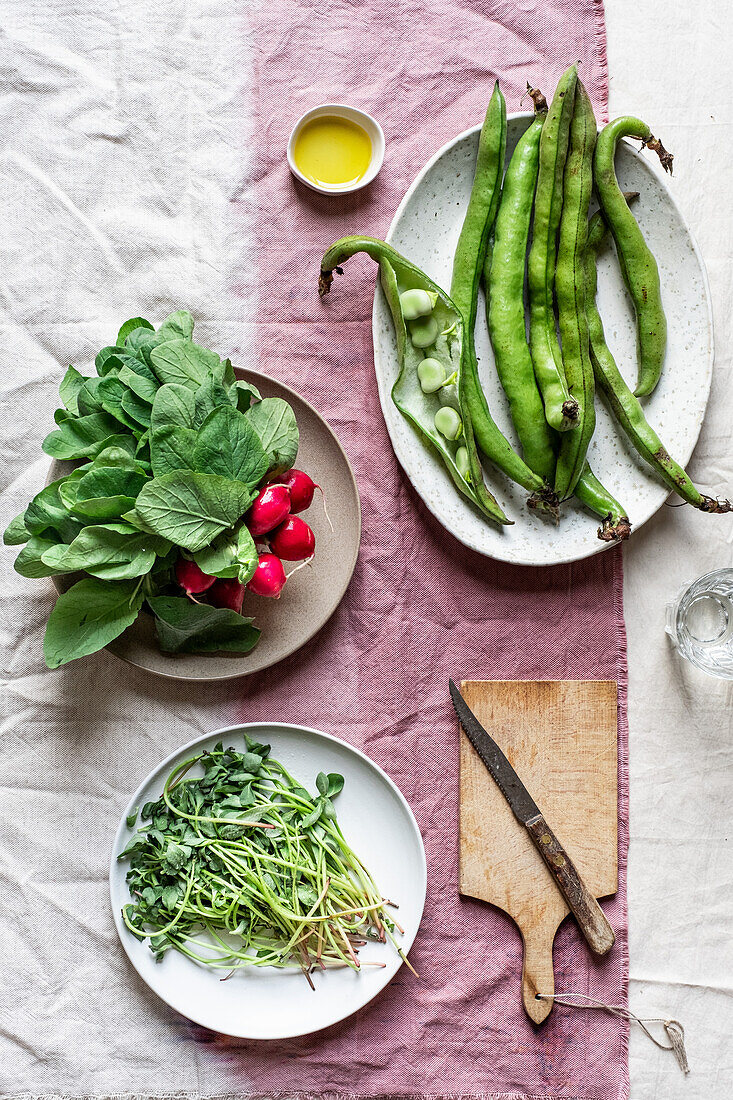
(110, 722, 426, 1039)
(372, 114, 713, 565)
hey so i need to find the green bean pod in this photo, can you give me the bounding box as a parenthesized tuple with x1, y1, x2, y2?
(554, 80, 597, 501)
(574, 464, 631, 541)
(527, 64, 579, 431)
(594, 116, 673, 397)
(585, 211, 731, 514)
(486, 96, 556, 483)
(449, 84, 558, 518)
(319, 236, 510, 524)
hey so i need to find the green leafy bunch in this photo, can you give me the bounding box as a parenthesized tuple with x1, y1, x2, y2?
(4, 311, 300, 667)
(118, 735, 407, 980)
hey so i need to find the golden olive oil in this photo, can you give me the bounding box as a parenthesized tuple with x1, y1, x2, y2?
(293, 116, 372, 188)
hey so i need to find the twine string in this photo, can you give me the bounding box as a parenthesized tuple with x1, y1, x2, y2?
(536, 991, 689, 1075)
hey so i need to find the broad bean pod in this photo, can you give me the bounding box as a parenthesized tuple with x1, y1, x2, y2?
(585, 211, 731, 514)
(486, 93, 556, 483)
(319, 236, 510, 524)
(554, 80, 597, 501)
(527, 64, 579, 431)
(594, 116, 673, 397)
(450, 83, 558, 519)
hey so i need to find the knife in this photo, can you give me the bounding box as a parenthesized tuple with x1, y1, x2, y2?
(449, 679, 615, 957)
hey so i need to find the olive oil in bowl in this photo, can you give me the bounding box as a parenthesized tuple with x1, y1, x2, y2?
(294, 116, 372, 189)
(288, 105, 384, 194)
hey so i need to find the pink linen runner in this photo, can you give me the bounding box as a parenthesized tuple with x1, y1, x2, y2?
(219, 2, 629, 1097)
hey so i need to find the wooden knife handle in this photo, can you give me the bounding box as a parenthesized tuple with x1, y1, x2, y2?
(525, 813, 615, 956)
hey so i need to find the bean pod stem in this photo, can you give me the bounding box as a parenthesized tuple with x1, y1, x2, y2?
(585, 210, 731, 514)
(527, 64, 580, 431)
(594, 116, 673, 397)
(554, 80, 597, 501)
(574, 464, 631, 541)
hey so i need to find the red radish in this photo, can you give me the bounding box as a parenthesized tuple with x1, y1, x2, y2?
(279, 468, 332, 531)
(280, 469, 317, 513)
(270, 516, 315, 561)
(208, 578, 246, 614)
(248, 484, 291, 536)
(175, 557, 216, 595)
(247, 553, 286, 598)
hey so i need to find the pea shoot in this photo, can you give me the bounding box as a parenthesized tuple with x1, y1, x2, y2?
(118, 736, 414, 986)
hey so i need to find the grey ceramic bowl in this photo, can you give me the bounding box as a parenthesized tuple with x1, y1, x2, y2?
(48, 369, 361, 680)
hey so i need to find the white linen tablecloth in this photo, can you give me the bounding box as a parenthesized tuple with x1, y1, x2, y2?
(0, 1, 731, 1096)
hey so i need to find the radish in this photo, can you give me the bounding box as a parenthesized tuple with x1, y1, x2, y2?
(279, 469, 333, 531)
(208, 578, 246, 614)
(280, 469, 317, 513)
(175, 557, 216, 595)
(247, 553, 286, 598)
(270, 516, 315, 561)
(248, 484, 291, 536)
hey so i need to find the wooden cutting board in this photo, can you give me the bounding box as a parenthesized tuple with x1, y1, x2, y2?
(459, 679, 618, 1025)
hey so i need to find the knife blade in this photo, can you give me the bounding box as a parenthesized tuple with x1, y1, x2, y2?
(449, 679, 615, 958)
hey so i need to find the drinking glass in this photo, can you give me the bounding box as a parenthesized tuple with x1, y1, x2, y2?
(666, 568, 733, 678)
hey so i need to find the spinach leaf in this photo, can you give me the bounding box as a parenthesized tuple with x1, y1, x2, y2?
(58, 469, 86, 511)
(70, 466, 149, 521)
(76, 376, 107, 417)
(148, 596, 260, 654)
(217, 357, 237, 388)
(192, 523, 257, 584)
(135, 471, 256, 551)
(230, 379, 261, 413)
(95, 346, 127, 376)
(118, 362, 159, 404)
(191, 534, 239, 579)
(193, 379, 234, 427)
(150, 425, 199, 478)
(90, 443, 144, 471)
(43, 577, 145, 668)
(41, 523, 170, 580)
(121, 389, 152, 428)
(157, 310, 195, 341)
(156, 487, 247, 549)
(151, 384, 196, 431)
(42, 414, 129, 460)
(193, 406, 269, 487)
(4, 511, 30, 546)
(76, 467, 148, 502)
(117, 317, 154, 346)
(59, 366, 86, 415)
(246, 397, 299, 474)
(150, 340, 220, 388)
(14, 535, 62, 578)
(97, 376, 145, 433)
(25, 480, 85, 543)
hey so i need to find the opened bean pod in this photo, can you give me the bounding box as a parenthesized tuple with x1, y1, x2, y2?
(319, 236, 511, 524)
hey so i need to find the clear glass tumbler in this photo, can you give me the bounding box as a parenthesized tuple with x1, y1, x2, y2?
(666, 568, 733, 678)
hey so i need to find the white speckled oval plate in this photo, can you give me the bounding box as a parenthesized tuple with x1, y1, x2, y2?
(372, 114, 713, 566)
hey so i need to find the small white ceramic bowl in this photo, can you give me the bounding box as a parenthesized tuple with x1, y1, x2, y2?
(287, 103, 385, 195)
